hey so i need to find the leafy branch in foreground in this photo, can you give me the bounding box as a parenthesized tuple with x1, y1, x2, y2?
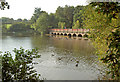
(2, 48, 43, 81)
(90, 2, 120, 21)
(0, 1, 9, 10)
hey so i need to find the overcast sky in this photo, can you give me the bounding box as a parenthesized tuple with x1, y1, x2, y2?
(0, 0, 88, 20)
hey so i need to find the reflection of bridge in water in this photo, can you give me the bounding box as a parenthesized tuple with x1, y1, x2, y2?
(49, 29, 90, 37)
(50, 35, 90, 40)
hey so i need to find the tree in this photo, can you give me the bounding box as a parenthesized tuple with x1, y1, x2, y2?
(55, 5, 74, 28)
(89, 2, 120, 80)
(90, 2, 120, 21)
(36, 13, 49, 34)
(23, 19, 28, 22)
(16, 18, 22, 22)
(2, 24, 7, 33)
(83, 3, 120, 80)
(30, 8, 46, 24)
(72, 20, 80, 29)
(55, 6, 65, 22)
(58, 22, 65, 29)
(73, 5, 85, 28)
(1, 17, 14, 24)
(8, 23, 34, 33)
(48, 13, 58, 28)
(63, 5, 74, 28)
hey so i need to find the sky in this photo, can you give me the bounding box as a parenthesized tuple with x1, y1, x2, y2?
(0, 0, 88, 20)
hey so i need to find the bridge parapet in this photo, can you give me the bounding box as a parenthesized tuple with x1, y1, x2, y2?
(68, 29, 72, 33)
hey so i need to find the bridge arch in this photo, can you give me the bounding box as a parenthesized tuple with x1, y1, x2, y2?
(68, 34, 71, 37)
(60, 33, 63, 35)
(73, 34, 76, 37)
(83, 34, 88, 37)
(64, 33, 67, 36)
(78, 34, 82, 37)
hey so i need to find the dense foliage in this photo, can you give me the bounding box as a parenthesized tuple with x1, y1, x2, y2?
(83, 2, 120, 80)
(101, 28, 120, 79)
(90, 2, 120, 20)
(58, 22, 65, 29)
(1, 18, 34, 35)
(55, 5, 74, 28)
(30, 8, 46, 24)
(0, 17, 29, 24)
(1, 48, 43, 81)
(36, 13, 50, 34)
(73, 6, 85, 28)
(72, 20, 80, 29)
(8, 23, 34, 33)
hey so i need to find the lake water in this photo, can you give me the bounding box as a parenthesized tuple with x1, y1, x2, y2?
(1, 35, 106, 80)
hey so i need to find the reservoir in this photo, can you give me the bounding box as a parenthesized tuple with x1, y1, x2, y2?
(1, 35, 106, 80)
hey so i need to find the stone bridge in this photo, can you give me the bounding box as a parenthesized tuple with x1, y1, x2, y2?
(49, 29, 90, 37)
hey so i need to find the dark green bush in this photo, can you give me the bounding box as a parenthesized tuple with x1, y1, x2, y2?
(1, 48, 43, 81)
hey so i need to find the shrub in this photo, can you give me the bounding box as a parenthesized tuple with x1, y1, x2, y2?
(1, 48, 43, 81)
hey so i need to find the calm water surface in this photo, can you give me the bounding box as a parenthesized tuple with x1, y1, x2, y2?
(1, 35, 106, 80)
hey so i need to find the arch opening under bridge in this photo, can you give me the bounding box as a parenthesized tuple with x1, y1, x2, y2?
(68, 34, 71, 37)
(73, 34, 76, 37)
(64, 33, 67, 36)
(78, 34, 82, 37)
(61, 33, 63, 35)
(83, 34, 88, 37)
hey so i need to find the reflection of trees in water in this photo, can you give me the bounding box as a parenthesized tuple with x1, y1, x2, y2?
(31, 35, 96, 63)
(50, 36, 95, 56)
(31, 36, 51, 49)
(31, 35, 95, 57)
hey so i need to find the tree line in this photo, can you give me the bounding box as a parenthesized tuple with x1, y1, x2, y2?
(31, 5, 85, 34)
(1, 5, 86, 35)
(1, 17, 35, 35)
